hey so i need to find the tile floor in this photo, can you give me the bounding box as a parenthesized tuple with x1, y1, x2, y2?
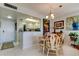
(0, 44, 79, 56)
(63, 45, 79, 56)
(0, 46, 44, 56)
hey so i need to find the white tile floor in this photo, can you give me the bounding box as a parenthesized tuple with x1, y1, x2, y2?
(0, 44, 79, 56)
(0, 46, 44, 56)
(63, 45, 79, 56)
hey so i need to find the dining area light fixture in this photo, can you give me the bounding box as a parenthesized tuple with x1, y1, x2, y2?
(45, 4, 63, 20)
(45, 8, 54, 20)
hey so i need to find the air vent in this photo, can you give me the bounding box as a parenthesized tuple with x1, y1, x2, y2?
(4, 3, 17, 10)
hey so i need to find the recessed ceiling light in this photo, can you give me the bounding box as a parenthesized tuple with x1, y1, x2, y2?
(59, 5, 63, 8)
(7, 16, 12, 19)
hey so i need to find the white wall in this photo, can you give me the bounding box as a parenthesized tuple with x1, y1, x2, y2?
(0, 19, 15, 43)
(0, 3, 44, 49)
(0, 18, 1, 45)
(50, 12, 79, 45)
(0, 3, 43, 35)
(17, 18, 43, 49)
(21, 18, 43, 49)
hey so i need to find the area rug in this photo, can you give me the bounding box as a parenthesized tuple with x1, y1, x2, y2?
(1, 42, 14, 50)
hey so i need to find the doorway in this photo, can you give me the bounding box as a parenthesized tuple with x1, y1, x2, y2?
(0, 7, 17, 50)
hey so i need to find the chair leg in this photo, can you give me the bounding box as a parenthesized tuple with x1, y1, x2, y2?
(47, 49, 49, 56)
(56, 49, 59, 56)
(60, 47, 63, 55)
(42, 47, 45, 54)
(56, 48, 62, 56)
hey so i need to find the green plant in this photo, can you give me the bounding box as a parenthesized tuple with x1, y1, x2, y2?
(69, 32, 78, 36)
(69, 32, 75, 36)
(74, 32, 78, 36)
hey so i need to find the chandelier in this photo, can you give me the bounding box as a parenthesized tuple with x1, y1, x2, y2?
(45, 4, 63, 20)
(45, 8, 54, 20)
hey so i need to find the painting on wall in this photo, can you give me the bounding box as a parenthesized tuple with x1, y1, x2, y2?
(43, 18, 50, 35)
(66, 16, 79, 30)
(54, 20, 64, 29)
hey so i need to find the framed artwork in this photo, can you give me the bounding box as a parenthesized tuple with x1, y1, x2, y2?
(66, 16, 79, 30)
(54, 20, 64, 29)
(43, 18, 50, 35)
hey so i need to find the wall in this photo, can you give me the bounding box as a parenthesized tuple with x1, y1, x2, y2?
(0, 3, 43, 34)
(0, 19, 15, 43)
(0, 18, 15, 49)
(17, 18, 43, 49)
(50, 12, 79, 45)
(0, 17, 1, 48)
(0, 3, 44, 49)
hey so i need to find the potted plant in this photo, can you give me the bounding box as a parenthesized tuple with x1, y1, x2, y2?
(69, 32, 78, 41)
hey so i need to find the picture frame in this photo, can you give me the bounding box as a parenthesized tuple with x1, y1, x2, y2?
(54, 20, 64, 29)
(66, 16, 79, 30)
(43, 18, 50, 35)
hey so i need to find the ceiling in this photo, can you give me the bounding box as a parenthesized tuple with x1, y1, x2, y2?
(0, 6, 40, 22)
(0, 7, 17, 20)
(12, 3, 79, 18)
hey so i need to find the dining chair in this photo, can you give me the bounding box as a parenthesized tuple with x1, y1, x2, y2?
(46, 33, 62, 56)
(39, 36, 46, 54)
